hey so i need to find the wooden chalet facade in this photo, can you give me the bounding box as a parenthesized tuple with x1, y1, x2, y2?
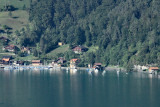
(4, 45, 17, 52)
(72, 46, 88, 54)
(32, 60, 41, 66)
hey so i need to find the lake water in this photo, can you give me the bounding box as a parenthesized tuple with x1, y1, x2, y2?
(0, 69, 160, 107)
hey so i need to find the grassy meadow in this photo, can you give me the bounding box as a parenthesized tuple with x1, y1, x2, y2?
(0, 10, 29, 32)
(0, 0, 30, 9)
(47, 45, 70, 57)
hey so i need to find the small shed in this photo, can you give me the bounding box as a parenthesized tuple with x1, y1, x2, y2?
(58, 42, 64, 46)
(1, 56, 12, 65)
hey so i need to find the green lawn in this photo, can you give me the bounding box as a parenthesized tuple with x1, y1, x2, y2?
(0, 0, 30, 9)
(47, 45, 70, 57)
(0, 10, 29, 32)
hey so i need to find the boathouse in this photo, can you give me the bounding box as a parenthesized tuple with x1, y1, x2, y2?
(149, 67, 159, 73)
(1, 56, 12, 65)
(93, 63, 103, 70)
(32, 60, 41, 66)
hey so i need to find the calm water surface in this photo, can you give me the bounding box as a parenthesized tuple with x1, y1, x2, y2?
(0, 69, 160, 107)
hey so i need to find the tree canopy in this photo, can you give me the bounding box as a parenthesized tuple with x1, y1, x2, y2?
(19, 0, 160, 66)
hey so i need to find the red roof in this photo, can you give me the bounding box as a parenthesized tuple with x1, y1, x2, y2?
(32, 60, 41, 63)
(5, 45, 15, 49)
(94, 63, 102, 66)
(72, 46, 87, 51)
(149, 67, 159, 70)
(70, 59, 78, 62)
(2, 58, 10, 62)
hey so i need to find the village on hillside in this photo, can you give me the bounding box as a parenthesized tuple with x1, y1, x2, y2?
(0, 36, 105, 71)
(0, 36, 159, 74)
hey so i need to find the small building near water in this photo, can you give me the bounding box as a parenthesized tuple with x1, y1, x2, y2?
(32, 60, 41, 66)
(149, 67, 159, 73)
(0, 56, 12, 65)
(70, 59, 80, 69)
(93, 63, 103, 70)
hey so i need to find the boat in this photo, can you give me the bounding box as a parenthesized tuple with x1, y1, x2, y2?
(94, 69, 99, 73)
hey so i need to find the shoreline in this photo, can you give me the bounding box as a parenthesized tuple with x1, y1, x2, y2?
(0, 65, 126, 71)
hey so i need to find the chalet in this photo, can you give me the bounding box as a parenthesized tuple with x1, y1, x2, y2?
(57, 57, 66, 64)
(1, 56, 12, 65)
(21, 46, 31, 54)
(72, 46, 88, 54)
(58, 42, 64, 46)
(32, 60, 41, 66)
(93, 63, 103, 70)
(149, 67, 159, 74)
(70, 59, 80, 68)
(4, 45, 17, 52)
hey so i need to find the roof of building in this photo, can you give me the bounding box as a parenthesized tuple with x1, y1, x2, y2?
(2, 58, 10, 62)
(70, 59, 78, 62)
(149, 67, 159, 70)
(94, 63, 102, 66)
(32, 60, 41, 63)
(58, 57, 65, 60)
(72, 46, 87, 50)
(5, 45, 15, 49)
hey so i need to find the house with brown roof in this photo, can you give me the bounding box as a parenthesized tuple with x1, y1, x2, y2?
(57, 57, 66, 64)
(21, 46, 31, 55)
(32, 60, 42, 66)
(93, 63, 103, 70)
(4, 45, 17, 52)
(149, 67, 159, 74)
(72, 46, 88, 54)
(0, 56, 12, 65)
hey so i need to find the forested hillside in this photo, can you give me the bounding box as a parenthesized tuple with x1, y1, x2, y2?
(19, 0, 160, 67)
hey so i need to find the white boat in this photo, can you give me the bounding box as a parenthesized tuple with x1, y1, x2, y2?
(95, 69, 98, 73)
(73, 68, 77, 72)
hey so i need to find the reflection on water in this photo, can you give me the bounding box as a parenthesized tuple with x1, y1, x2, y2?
(0, 70, 160, 107)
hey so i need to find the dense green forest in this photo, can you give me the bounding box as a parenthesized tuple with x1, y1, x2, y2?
(18, 0, 160, 67)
